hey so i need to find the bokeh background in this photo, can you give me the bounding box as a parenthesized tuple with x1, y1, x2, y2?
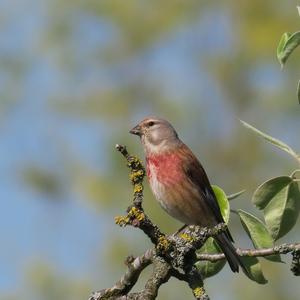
(1, 1, 300, 299)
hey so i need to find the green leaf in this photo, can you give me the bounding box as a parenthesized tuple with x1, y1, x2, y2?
(196, 238, 226, 278)
(227, 189, 246, 201)
(264, 182, 300, 240)
(238, 210, 282, 262)
(252, 176, 293, 209)
(240, 120, 298, 159)
(240, 257, 268, 284)
(277, 31, 300, 67)
(212, 185, 230, 223)
(277, 32, 291, 67)
(196, 185, 230, 279)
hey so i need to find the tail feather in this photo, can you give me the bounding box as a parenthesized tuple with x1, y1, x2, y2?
(215, 232, 247, 274)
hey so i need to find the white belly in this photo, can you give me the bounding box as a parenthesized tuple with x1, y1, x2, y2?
(149, 171, 168, 210)
(148, 166, 189, 224)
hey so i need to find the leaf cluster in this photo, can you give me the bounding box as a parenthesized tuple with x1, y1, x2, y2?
(277, 6, 300, 103)
(197, 121, 300, 284)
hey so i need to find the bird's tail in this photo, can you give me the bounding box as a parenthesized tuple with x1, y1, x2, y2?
(215, 232, 247, 274)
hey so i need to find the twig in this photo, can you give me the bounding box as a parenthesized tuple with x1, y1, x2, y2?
(196, 243, 300, 261)
(89, 249, 154, 300)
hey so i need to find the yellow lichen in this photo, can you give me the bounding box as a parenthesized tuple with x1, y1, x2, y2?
(136, 211, 145, 221)
(193, 287, 205, 298)
(157, 236, 170, 252)
(127, 157, 143, 169)
(134, 183, 143, 193)
(136, 170, 144, 176)
(128, 206, 137, 216)
(179, 233, 194, 242)
(115, 215, 130, 226)
(129, 170, 145, 183)
(128, 206, 145, 221)
(115, 207, 145, 227)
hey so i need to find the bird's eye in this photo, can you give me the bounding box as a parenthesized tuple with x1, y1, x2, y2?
(148, 121, 155, 127)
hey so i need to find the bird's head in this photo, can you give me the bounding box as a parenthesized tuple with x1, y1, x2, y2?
(130, 117, 181, 154)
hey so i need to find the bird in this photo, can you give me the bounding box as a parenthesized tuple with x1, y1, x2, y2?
(129, 116, 245, 273)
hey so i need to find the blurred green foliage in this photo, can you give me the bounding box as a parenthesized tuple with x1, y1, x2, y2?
(26, 263, 91, 300)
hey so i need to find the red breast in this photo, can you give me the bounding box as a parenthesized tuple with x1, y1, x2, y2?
(146, 151, 183, 186)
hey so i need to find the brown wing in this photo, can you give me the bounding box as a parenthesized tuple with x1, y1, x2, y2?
(180, 144, 234, 242)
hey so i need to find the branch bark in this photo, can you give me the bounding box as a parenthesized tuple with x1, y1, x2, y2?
(196, 243, 300, 261)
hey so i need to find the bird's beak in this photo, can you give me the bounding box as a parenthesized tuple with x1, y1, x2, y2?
(130, 124, 142, 136)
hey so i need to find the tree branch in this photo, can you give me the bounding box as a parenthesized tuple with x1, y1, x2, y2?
(196, 243, 300, 261)
(89, 249, 154, 300)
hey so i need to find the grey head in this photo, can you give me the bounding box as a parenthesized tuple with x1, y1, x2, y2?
(130, 117, 182, 154)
